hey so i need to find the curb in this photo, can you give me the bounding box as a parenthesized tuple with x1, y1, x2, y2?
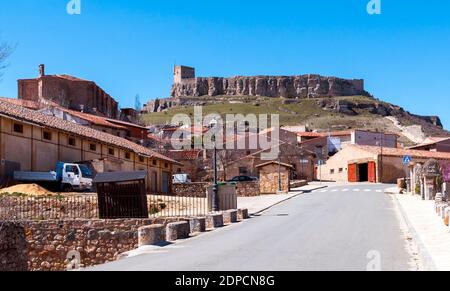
(252, 185, 328, 216)
(393, 194, 438, 271)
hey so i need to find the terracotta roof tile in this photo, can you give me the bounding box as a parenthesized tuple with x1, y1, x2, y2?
(351, 145, 450, 160)
(165, 150, 202, 161)
(0, 100, 180, 165)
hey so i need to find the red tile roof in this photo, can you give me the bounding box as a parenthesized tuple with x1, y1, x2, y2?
(56, 107, 128, 130)
(0, 97, 43, 110)
(165, 150, 203, 161)
(0, 100, 180, 165)
(408, 137, 450, 150)
(351, 145, 450, 160)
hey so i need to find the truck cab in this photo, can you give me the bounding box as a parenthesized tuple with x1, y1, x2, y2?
(57, 162, 93, 192)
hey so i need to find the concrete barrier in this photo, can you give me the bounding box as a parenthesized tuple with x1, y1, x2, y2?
(188, 217, 206, 233)
(223, 210, 238, 224)
(206, 213, 224, 229)
(238, 208, 249, 220)
(138, 224, 165, 246)
(166, 221, 191, 241)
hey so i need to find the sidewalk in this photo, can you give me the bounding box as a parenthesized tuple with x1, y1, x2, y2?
(395, 194, 450, 271)
(237, 183, 328, 215)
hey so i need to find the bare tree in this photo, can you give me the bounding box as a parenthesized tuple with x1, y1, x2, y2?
(0, 40, 13, 82)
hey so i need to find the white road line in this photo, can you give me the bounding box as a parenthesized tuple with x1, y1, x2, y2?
(331, 190, 338, 192)
(376, 190, 383, 193)
(353, 189, 360, 192)
(364, 189, 371, 192)
(342, 189, 349, 192)
(320, 190, 327, 193)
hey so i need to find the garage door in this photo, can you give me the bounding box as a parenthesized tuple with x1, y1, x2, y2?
(368, 161, 376, 183)
(348, 163, 357, 183)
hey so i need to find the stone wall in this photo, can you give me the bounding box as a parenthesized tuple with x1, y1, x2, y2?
(171, 74, 368, 98)
(235, 182, 260, 197)
(290, 180, 308, 189)
(173, 183, 209, 198)
(0, 222, 28, 271)
(1, 218, 181, 271)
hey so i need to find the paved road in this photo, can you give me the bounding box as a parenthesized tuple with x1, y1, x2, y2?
(91, 183, 417, 271)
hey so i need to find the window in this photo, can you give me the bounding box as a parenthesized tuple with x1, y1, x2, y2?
(239, 167, 248, 175)
(330, 169, 335, 174)
(125, 152, 131, 160)
(117, 132, 121, 137)
(68, 137, 76, 146)
(43, 131, 52, 141)
(339, 168, 343, 173)
(139, 156, 145, 163)
(153, 160, 157, 166)
(13, 123, 23, 134)
(89, 143, 97, 151)
(108, 148, 115, 156)
(164, 163, 169, 168)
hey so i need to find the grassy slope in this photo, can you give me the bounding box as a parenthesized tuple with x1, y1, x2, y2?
(141, 95, 448, 146)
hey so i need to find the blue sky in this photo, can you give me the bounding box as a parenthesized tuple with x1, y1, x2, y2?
(0, 0, 449, 129)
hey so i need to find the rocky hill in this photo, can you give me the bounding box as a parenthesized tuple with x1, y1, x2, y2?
(171, 74, 369, 99)
(142, 95, 448, 146)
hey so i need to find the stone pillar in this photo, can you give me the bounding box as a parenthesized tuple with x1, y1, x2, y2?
(424, 176, 436, 201)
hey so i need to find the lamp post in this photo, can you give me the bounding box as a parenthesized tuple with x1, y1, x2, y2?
(211, 119, 219, 212)
(278, 156, 282, 192)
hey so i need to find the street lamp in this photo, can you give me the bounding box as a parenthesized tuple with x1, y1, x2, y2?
(211, 119, 219, 212)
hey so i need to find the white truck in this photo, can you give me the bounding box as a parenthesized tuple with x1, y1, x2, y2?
(14, 162, 94, 192)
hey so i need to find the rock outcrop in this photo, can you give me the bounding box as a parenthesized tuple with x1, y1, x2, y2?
(171, 75, 369, 98)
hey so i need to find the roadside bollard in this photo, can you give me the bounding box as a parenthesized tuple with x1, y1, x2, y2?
(138, 224, 165, 247)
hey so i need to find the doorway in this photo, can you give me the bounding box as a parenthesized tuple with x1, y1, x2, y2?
(358, 163, 369, 182)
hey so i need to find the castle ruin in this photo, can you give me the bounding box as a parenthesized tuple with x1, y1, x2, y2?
(171, 66, 369, 99)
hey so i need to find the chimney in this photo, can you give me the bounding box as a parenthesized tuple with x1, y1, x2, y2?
(39, 64, 45, 77)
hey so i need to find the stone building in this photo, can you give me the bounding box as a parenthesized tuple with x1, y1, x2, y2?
(256, 161, 294, 194)
(18, 65, 119, 119)
(0, 100, 180, 193)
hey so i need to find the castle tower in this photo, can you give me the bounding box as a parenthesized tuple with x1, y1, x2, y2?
(174, 65, 195, 84)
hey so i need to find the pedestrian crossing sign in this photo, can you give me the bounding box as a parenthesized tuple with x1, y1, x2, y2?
(403, 156, 412, 165)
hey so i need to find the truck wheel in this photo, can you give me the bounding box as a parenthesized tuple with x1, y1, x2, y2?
(62, 184, 73, 192)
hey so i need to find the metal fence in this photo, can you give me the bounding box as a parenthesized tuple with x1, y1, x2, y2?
(0, 192, 236, 221)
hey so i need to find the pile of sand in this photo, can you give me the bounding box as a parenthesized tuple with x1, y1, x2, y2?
(0, 184, 55, 196)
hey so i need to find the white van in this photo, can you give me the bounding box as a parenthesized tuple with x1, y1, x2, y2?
(173, 174, 192, 184)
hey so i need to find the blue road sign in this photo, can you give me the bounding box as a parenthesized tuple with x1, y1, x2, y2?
(403, 156, 412, 165)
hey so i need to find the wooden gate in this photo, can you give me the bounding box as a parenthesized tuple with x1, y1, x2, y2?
(94, 171, 149, 219)
(348, 163, 357, 183)
(368, 161, 377, 183)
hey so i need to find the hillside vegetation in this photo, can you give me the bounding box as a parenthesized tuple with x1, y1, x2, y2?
(141, 95, 449, 146)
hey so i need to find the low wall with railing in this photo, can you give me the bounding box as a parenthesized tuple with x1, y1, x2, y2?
(0, 193, 210, 221)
